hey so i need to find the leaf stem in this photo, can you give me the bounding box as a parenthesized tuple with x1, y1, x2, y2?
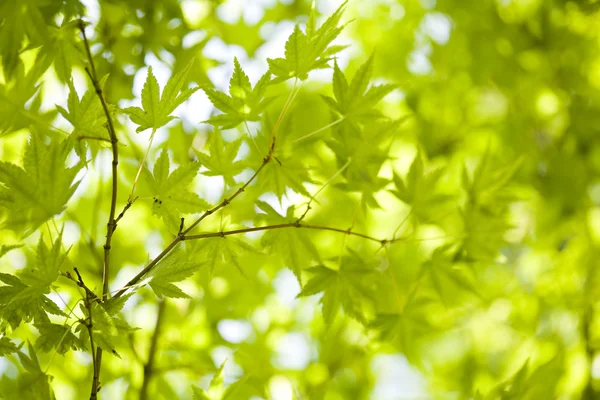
(271, 79, 300, 140)
(130, 129, 156, 202)
(298, 157, 352, 222)
(292, 116, 346, 144)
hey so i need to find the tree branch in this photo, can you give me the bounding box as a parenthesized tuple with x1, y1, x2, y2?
(112, 238, 182, 299)
(113, 221, 416, 299)
(182, 154, 271, 236)
(62, 269, 100, 303)
(74, 267, 99, 400)
(77, 135, 112, 143)
(111, 155, 271, 299)
(184, 222, 388, 244)
(139, 300, 166, 400)
(79, 19, 120, 400)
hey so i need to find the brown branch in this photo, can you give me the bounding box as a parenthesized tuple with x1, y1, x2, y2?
(182, 155, 271, 236)
(113, 220, 415, 300)
(111, 157, 270, 299)
(78, 135, 112, 143)
(76, 267, 99, 400)
(62, 269, 100, 303)
(113, 238, 182, 299)
(184, 222, 388, 244)
(139, 300, 166, 400)
(114, 197, 137, 229)
(79, 19, 120, 400)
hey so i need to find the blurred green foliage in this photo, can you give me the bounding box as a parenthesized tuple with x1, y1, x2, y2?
(1, 0, 600, 399)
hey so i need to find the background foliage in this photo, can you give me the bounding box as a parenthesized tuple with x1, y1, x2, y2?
(1, 0, 600, 399)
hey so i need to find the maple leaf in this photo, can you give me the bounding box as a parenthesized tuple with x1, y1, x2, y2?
(371, 304, 438, 363)
(0, 1, 49, 79)
(0, 244, 22, 260)
(124, 61, 199, 133)
(0, 272, 66, 332)
(195, 133, 245, 187)
(202, 58, 273, 129)
(423, 245, 482, 304)
(75, 300, 136, 358)
(0, 343, 56, 400)
(321, 56, 395, 125)
(193, 234, 258, 279)
(0, 131, 83, 235)
(327, 120, 400, 209)
(0, 336, 19, 356)
(462, 150, 523, 210)
(192, 361, 248, 400)
(144, 150, 210, 232)
(267, 2, 348, 82)
(391, 152, 452, 223)
(57, 80, 108, 141)
(298, 249, 379, 324)
(148, 249, 202, 298)
(34, 322, 85, 354)
(0, 234, 68, 331)
(458, 152, 522, 261)
(0, 62, 52, 137)
(255, 201, 319, 283)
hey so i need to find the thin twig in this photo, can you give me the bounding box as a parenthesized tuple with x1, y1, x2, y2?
(139, 300, 166, 400)
(112, 222, 454, 299)
(271, 79, 300, 141)
(112, 238, 183, 299)
(182, 156, 271, 236)
(292, 116, 345, 144)
(75, 265, 98, 399)
(298, 157, 352, 222)
(62, 270, 100, 303)
(78, 136, 112, 143)
(79, 18, 119, 400)
(114, 197, 137, 228)
(130, 130, 156, 202)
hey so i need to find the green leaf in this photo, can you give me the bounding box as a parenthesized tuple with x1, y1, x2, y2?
(192, 361, 229, 400)
(424, 246, 482, 304)
(56, 80, 108, 141)
(81, 302, 136, 357)
(19, 233, 69, 288)
(258, 154, 313, 200)
(202, 58, 272, 129)
(35, 322, 85, 354)
(266, 2, 348, 81)
(0, 234, 70, 331)
(0, 336, 19, 356)
(195, 133, 245, 187)
(391, 152, 452, 223)
(256, 201, 319, 283)
(0, 244, 22, 260)
(298, 249, 378, 324)
(0, 343, 55, 400)
(323, 55, 395, 125)
(144, 150, 210, 232)
(463, 150, 523, 209)
(148, 249, 202, 298)
(124, 61, 199, 133)
(193, 236, 257, 279)
(0, 131, 83, 234)
(0, 62, 52, 137)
